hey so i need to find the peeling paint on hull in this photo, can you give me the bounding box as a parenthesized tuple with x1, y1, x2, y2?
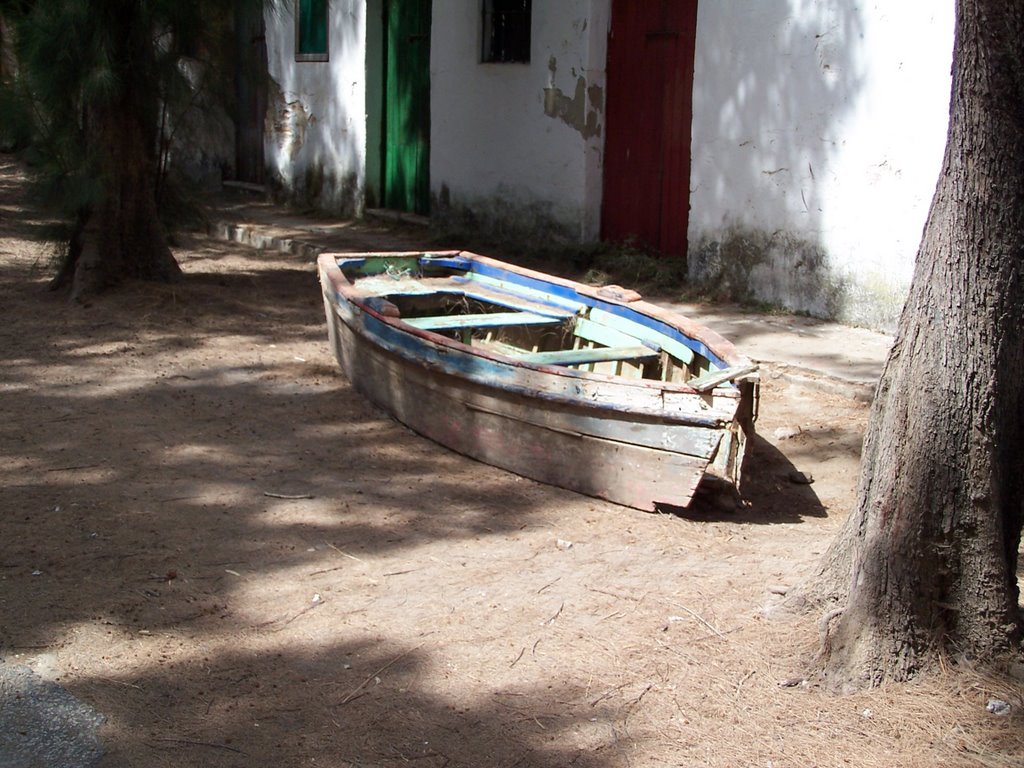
(318, 250, 760, 510)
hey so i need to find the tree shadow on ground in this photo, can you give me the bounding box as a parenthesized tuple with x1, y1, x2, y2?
(82, 638, 628, 767)
(1, 175, 853, 766)
(661, 433, 827, 524)
(1, 239, 632, 766)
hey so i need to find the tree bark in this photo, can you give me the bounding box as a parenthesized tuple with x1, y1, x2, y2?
(795, 0, 1024, 689)
(61, 102, 181, 298)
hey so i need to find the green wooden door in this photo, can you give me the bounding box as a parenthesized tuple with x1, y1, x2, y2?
(383, 0, 431, 214)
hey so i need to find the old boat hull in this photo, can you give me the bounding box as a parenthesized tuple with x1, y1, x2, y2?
(318, 251, 758, 511)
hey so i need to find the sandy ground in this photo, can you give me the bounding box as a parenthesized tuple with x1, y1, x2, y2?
(1, 157, 1022, 767)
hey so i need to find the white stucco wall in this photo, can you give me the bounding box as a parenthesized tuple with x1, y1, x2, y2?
(263, 1, 367, 213)
(430, 0, 608, 242)
(688, 1, 954, 329)
(256, 1, 953, 330)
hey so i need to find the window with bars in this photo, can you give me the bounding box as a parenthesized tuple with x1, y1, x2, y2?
(482, 0, 531, 63)
(296, 0, 329, 61)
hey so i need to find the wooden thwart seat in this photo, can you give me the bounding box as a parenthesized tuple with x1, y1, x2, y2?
(517, 345, 659, 367)
(404, 311, 564, 331)
(686, 363, 759, 392)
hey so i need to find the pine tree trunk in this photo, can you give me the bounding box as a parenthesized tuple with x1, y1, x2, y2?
(59, 100, 181, 298)
(796, 0, 1024, 689)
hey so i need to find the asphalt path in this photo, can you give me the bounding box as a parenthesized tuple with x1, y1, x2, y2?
(0, 663, 104, 768)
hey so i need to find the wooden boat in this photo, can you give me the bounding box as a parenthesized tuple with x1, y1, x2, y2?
(317, 250, 759, 510)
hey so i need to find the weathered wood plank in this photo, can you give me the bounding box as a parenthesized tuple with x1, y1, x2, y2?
(331, 310, 728, 459)
(460, 396, 723, 459)
(318, 249, 759, 505)
(516, 345, 658, 367)
(687, 363, 759, 392)
(353, 275, 437, 296)
(337, 330, 712, 508)
(359, 309, 734, 425)
(572, 317, 645, 348)
(588, 308, 696, 365)
(461, 272, 588, 313)
(404, 311, 564, 331)
(355, 275, 578, 320)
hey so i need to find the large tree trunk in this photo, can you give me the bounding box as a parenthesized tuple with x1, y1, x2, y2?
(0, 16, 16, 80)
(54, 100, 181, 299)
(796, 0, 1024, 689)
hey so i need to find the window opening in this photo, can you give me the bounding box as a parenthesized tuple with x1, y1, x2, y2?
(296, 0, 329, 61)
(482, 0, 531, 63)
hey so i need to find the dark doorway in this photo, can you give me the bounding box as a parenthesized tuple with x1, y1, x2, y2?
(234, 1, 268, 185)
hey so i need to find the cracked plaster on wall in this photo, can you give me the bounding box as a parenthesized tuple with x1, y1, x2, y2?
(268, 77, 313, 160)
(543, 56, 602, 139)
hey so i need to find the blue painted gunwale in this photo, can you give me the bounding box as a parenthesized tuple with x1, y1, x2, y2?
(321, 251, 750, 429)
(424, 255, 729, 370)
(337, 253, 729, 370)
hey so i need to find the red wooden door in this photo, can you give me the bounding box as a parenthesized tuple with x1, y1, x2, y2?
(602, 0, 698, 258)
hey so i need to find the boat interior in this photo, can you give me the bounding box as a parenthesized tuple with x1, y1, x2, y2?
(336, 254, 745, 389)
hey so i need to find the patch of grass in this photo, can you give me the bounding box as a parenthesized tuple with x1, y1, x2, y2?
(425, 226, 810, 319)
(739, 298, 796, 316)
(427, 227, 691, 296)
(578, 242, 689, 293)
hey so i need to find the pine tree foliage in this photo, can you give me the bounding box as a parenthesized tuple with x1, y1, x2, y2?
(0, 0, 266, 296)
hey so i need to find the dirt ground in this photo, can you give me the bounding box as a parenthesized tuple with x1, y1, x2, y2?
(1, 156, 1022, 768)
